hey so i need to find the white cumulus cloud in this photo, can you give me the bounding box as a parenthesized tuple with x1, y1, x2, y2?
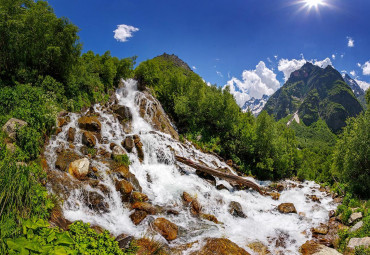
(278, 57, 333, 81)
(114, 24, 139, 42)
(362, 61, 370, 75)
(192, 66, 197, 70)
(347, 37, 354, 48)
(350, 70, 356, 77)
(224, 61, 280, 106)
(355, 79, 370, 91)
(216, 71, 223, 78)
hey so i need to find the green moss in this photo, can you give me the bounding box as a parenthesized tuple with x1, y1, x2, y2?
(113, 154, 130, 167)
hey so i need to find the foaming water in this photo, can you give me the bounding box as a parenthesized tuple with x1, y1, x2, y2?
(45, 79, 337, 254)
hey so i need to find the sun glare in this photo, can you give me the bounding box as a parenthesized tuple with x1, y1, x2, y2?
(305, 0, 324, 7)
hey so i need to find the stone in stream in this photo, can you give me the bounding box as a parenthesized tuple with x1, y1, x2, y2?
(67, 127, 76, 142)
(200, 213, 219, 224)
(111, 105, 132, 123)
(55, 150, 81, 171)
(82, 131, 96, 147)
(182, 192, 202, 215)
(115, 179, 134, 202)
(191, 238, 250, 255)
(122, 136, 135, 152)
(130, 210, 148, 225)
(115, 234, 134, 249)
(111, 145, 127, 159)
(68, 158, 89, 180)
(247, 242, 271, 255)
(133, 135, 144, 162)
(228, 201, 247, 218)
(78, 116, 101, 133)
(312, 224, 329, 235)
(216, 183, 228, 190)
(277, 203, 297, 214)
(152, 217, 178, 241)
(131, 202, 157, 215)
(82, 190, 109, 213)
(130, 191, 149, 203)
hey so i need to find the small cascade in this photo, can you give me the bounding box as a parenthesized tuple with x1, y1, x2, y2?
(44, 79, 337, 254)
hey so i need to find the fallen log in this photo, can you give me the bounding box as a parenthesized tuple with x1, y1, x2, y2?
(175, 155, 263, 195)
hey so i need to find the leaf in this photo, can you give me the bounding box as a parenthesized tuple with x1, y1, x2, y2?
(54, 232, 74, 245)
(47, 231, 56, 243)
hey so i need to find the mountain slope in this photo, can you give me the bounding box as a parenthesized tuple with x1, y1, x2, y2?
(263, 62, 363, 133)
(241, 94, 269, 116)
(343, 73, 367, 107)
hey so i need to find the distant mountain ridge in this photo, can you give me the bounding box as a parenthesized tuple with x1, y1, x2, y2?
(263, 62, 363, 133)
(342, 73, 367, 107)
(241, 95, 269, 116)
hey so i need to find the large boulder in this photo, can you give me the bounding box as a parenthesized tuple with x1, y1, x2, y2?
(82, 190, 109, 213)
(348, 212, 362, 224)
(277, 203, 297, 214)
(191, 238, 250, 255)
(78, 116, 101, 132)
(152, 218, 178, 241)
(2, 118, 27, 141)
(67, 127, 76, 142)
(68, 158, 89, 180)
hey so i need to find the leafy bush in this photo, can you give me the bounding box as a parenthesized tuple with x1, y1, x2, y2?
(5, 219, 137, 255)
(16, 126, 43, 160)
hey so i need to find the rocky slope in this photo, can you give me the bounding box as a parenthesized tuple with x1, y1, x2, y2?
(343, 74, 367, 107)
(42, 79, 343, 254)
(263, 63, 363, 133)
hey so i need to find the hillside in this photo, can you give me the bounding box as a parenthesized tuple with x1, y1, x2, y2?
(263, 62, 363, 133)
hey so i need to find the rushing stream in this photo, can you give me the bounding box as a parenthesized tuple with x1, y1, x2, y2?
(45, 79, 337, 254)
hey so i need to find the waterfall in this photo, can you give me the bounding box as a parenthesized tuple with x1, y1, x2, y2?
(44, 79, 337, 254)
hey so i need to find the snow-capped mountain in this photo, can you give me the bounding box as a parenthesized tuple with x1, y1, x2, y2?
(241, 94, 269, 116)
(343, 73, 365, 98)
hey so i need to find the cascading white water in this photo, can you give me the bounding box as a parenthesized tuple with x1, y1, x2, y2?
(44, 79, 337, 254)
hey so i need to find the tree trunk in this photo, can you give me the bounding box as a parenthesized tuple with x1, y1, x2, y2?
(175, 155, 263, 194)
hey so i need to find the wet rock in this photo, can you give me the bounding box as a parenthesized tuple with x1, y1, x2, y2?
(67, 127, 75, 142)
(115, 179, 133, 202)
(152, 218, 178, 241)
(82, 131, 96, 147)
(137, 92, 179, 140)
(83, 190, 109, 212)
(2, 118, 27, 141)
(112, 145, 127, 159)
(300, 240, 341, 255)
(247, 242, 271, 255)
(191, 238, 250, 255)
(135, 237, 169, 255)
(78, 116, 101, 133)
(47, 170, 82, 200)
(329, 210, 336, 218)
(115, 234, 134, 249)
(228, 201, 246, 218)
(90, 225, 105, 235)
(349, 221, 363, 233)
(112, 105, 132, 123)
(267, 192, 280, 201)
(277, 203, 297, 214)
(196, 170, 216, 186)
(133, 135, 144, 162)
(55, 150, 81, 171)
(347, 237, 370, 251)
(200, 213, 219, 224)
(68, 158, 89, 180)
(49, 207, 72, 231)
(182, 192, 193, 203)
(310, 195, 321, 203)
(182, 191, 202, 215)
(113, 165, 130, 179)
(130, 191, 149, 203)
(131, 202, 157, 215)
(216, 184, 228, 190)
(127, 173, 142, 192)
(348, 212, 362, 224)
(122, 136, 135, 152)
(57, 117, 70, 128)
(130, 210, 148, 225)
(312, 224, 329, 235)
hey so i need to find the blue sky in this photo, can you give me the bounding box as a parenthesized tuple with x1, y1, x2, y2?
(51, 0, 370, 103)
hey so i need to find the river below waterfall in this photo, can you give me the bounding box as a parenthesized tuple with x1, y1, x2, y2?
(44, 79, 337, 254)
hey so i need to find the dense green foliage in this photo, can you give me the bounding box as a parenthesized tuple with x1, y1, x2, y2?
(332, 90, 370, 198)
(264, 63, 363, 133)
(0, 0, 136, 253)
(6, 219, 137, 254)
